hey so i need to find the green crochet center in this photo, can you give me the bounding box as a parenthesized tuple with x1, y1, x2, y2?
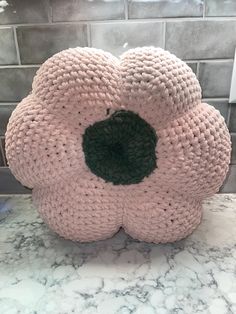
(82, 110, 157, 185)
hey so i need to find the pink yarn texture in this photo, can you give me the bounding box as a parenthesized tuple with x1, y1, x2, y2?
(6, 47, 231, 243)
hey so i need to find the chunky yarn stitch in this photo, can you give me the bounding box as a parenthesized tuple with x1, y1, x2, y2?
(6, 47, 231, 243)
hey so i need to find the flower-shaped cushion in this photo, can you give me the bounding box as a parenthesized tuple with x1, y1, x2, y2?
(6, 47, 231, 243)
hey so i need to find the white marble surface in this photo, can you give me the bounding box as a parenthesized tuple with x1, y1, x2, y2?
(0, 194, 236, 314)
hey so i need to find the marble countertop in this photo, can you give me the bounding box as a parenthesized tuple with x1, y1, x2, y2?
(0, 194, 236, 314)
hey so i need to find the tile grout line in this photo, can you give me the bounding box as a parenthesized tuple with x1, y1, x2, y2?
(124, 0, 129, 20)
(163, 21, 166, 49)
(227, 102, 232, 127)
(0, 192, 31, 196)
(202, 98, 229, 101)
(47, 0, 53, 24)
(203, 0, 206, 18)
(2, 16, 236, 28)
(12, 27, 21, 65)
(0, 65, 40, 68)
(196, 62, 200, 78)
(0, 60, 233, 69)
(87, 23, 92, 47)
(184, 58, 234, 62)
(0, 103, 19, 105)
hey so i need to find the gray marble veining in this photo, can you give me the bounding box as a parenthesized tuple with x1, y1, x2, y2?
(0, 194, 236, 313)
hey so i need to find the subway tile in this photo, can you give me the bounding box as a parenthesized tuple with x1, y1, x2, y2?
(220, 165, 236, 193)
(0, 137, 6, 166)
(0, 67, 38, 102)
(0, 28, 17, 65)
(0, 104, 16, 136)
(0, 0, 50, 24)
(17, 25, 88, 64)
(198, 61, 233, 98)
(0, 155, 4, 167)
(91, 22, 164, 57)
(203, 99, 229, 122)
(52, 0, 125, 22)
(128, 0, 203, 18)
(206, 0, 236, 17)
(0, 168, 31, 194)
(229, 105, 236, 132)
(166, 20, 236, 60)
(186, 62, 197, 74)
(0, 139, 4, 167)
(231, 133, 236, 164)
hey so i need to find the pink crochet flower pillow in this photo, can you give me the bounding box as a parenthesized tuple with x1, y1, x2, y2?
(6, 47, 231, 243)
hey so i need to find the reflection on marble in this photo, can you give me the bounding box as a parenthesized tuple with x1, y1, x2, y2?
(0, 194, 236, 314)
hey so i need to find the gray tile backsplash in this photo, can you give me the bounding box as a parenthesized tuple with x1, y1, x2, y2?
(205, 0, 236, 17)
(0, 67, 38, 102)
(0, 0, 236, 193)
(0, 168, 30, 194)
(204, 99, 229, 122)
(52, 0, 125, 22)
(91, 22, 164, 56)
(229, 105, 236, 133)
(221, 165, 236, 193)
(199, 61, 233, 98)
(0, 141, 4, 167)
(128, 0, 203, 18)
(17, 25, 88, 64)
(231, 134, 236, 165)
(0, 28, 17, 65)
(0, 0, 50, 25)
(0, 137, 6, 166)
(0, 104, 16, 136)
(165, 20, 236, 59)
(187, 62, 198, 74)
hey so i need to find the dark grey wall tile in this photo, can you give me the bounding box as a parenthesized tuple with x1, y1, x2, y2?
(186, 62, 197, 74)
(17, 25, 88, 64)
(203, 99, 229, 122)
(0, 168, 31, 194)
(199, 61, 233, 98)
(52, 0, 125, 22)
(0, 138, 5, 167)
(229, 105, 236, 132)
(0, 104, 16, 136)
(220, 165, 236, 193)
(0, 0, 50, 24)
(206, 0, 236, 17)
(0, 28, 17, 65)
(0, 155, 4, 167)
(128, 0, 203, 18)
(166, 20, 236, 60)
(231, 133, 236, 164)
(0, 137, 6, 166)
(91, 22, 164, 56)
(0, 67, 38, 102)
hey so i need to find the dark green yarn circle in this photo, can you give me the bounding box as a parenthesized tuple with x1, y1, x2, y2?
(82, 110, 157, 185)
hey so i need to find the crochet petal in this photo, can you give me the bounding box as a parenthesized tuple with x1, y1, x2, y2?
(33, 177, 123, 241)
(33, 47, 120, 128)
(6, 94, 84, 187)
(155, 103, 231, 197)
(123, 189, 202, 243)
(120, 47, 201, 129)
